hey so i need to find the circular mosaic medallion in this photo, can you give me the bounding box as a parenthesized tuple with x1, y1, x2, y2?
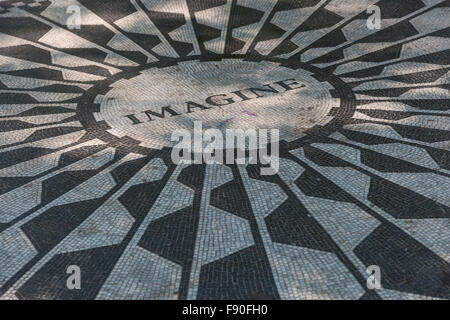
(79, 58, 353, 151)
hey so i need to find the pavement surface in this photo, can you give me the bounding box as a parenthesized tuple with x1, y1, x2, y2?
(0, 0, 449, 300)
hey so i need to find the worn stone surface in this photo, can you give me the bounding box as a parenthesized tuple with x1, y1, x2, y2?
(0, 0, 449, 300)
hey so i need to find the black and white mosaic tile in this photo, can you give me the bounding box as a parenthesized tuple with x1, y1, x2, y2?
(0, 0, 449, 300)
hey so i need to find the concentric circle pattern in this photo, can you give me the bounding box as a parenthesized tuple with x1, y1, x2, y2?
(0, 0, 449, 300)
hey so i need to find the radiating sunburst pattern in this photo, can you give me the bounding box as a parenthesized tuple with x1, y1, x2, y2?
(0, 0, 449, 300)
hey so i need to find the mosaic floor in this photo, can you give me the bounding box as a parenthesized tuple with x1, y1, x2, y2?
(0, 0, 449, 300)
